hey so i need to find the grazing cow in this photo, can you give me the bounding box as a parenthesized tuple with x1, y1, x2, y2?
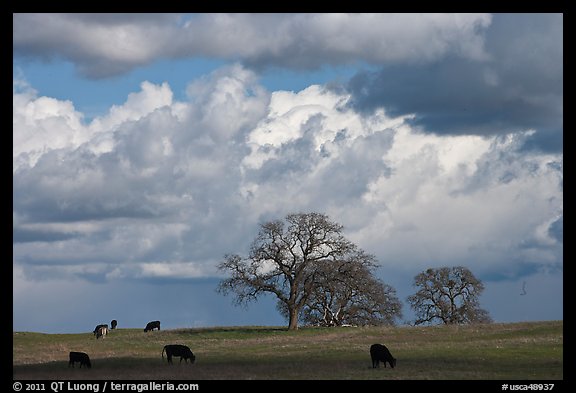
(96, 326, 108, 339)
(144, 320, 161, 332)
(111, 320, 118, 329)
(162, 344, 196, 364)
(370, 343, 396, 369)
(93, 324, 108, 336)
(69, 351, 91, 368)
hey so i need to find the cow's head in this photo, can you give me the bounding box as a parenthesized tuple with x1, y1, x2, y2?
(390, 358, 397, 368)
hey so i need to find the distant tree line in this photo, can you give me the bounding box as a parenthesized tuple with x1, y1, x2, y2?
(218, 212, 491, 330)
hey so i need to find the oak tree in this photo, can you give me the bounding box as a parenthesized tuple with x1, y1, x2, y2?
(294, 250, 402, 326)
(407, 266, 492, 325)
(217, 212, 398, 329)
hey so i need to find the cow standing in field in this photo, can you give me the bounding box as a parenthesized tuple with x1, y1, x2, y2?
(69, 351, 92, 368)
(370, 343, 396, 369)
(111, 320, 117, 329)
(93, 324, 108, 336)
(144, 320, 161, 332)
(162, 344, 196, 364)
(96, 326, 108, 339)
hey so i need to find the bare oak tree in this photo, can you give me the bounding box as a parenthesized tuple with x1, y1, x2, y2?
(217, 212, 384, 330)
(407, 266, 492, 325)
(293, 251, 402, 326)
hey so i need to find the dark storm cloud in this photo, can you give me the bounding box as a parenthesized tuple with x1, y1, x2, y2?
(13, 13, 491, 79)
(347, 14, 563, 152)
(13, 13, 182, 78)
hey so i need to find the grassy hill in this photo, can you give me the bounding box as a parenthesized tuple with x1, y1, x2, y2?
(13, 321, 563, 380)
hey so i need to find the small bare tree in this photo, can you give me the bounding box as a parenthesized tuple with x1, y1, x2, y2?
(407, 266, 492, 325)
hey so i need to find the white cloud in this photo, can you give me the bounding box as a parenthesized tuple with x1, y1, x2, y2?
(13, 65, 269, 275)
(352, 130, 562, 273)
(13, 80, 88, 169)
(242, 84, 405, 171)
(89, 81, 173, 133)
(137, 262, 215, 279)
(185, 64, 270, 142)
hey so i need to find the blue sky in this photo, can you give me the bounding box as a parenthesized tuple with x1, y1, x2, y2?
(13, 13, 563, 333)
(13, 56, 367, 121)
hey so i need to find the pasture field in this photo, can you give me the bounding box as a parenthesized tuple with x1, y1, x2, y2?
(13, 321, 563, 380)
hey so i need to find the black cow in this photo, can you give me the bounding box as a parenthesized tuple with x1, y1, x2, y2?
(144, 320, 161, 332)
(111, 320, 118, 329)
(69, 351, 92, 368)
(162, 344, 196, 364)
(370, 343, 396, 369)
(93, 324, 108, 336)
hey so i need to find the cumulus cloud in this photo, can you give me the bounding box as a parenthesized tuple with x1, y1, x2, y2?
(13, 65, 562, 292)
(13, 78, 89, 168)
(13, 13, 491, 78)
(13, 65, 269, 282)
(355, 131, 562, 275)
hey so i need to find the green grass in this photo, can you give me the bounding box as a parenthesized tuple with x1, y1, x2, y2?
(13, 321, 563, 380)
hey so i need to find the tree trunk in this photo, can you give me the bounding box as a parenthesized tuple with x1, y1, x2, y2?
(288, 307, 299, 330)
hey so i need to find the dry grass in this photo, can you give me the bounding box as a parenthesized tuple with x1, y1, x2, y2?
(13, 321, 563, 380)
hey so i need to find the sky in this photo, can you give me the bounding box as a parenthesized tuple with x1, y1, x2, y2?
(13, 13, 563, 334)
